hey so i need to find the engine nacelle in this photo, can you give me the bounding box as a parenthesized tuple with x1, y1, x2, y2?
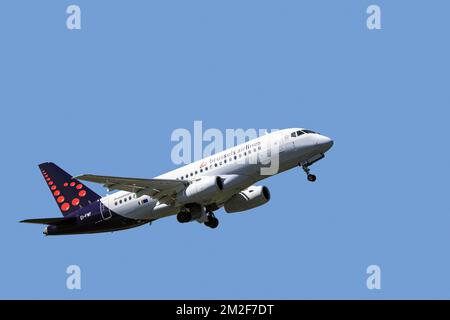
(219, 174, 254, 193)
(177, 176, 223, 204)
(224, 186, 271, 213)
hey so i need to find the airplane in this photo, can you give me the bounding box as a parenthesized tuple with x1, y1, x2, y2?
(21, 128, 333, 235)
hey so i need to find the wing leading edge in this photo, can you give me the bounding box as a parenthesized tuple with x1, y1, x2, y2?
(75, 174, 188, 204)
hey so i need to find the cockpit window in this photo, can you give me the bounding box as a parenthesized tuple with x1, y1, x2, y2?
(292, 129, 316, 137)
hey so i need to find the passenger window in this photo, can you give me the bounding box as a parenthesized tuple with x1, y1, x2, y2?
(190, 173, 193, 176)
(234, 156, 237, 160)
(200, 169, 203, 173)
(129, 196, 132, 200)
(115, 202, 117, 206)
(215, 163, 218, 167)
(119, 200, 122, 204)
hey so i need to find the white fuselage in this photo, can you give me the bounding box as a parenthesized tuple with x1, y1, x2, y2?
(99, 128, 333, 221)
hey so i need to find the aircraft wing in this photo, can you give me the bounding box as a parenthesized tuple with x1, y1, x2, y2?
(75, 174, 188, 203)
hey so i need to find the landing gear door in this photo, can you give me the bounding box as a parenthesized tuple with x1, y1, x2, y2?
(100, 199, 112, 220)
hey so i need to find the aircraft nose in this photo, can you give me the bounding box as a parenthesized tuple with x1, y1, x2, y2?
(316, 135, 334, 152)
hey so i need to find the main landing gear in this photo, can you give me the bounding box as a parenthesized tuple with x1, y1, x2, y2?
(176, 207, 219, 229)
(204, 212, 219, 229)
(301, 164, 316, 182)
(176, 211, 192, 223)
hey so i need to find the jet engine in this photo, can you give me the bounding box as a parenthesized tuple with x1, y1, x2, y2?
(224, 185, 271, 213)
(177, 176, 223, 204)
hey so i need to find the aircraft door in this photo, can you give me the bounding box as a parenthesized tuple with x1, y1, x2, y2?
(100, 199, 112, 220)
(280, 134, 294, 153)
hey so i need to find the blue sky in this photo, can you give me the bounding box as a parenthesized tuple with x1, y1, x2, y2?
(0, 0, 449, 299)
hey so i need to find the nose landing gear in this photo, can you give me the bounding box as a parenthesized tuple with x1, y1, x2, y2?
(301, 164, 317, 182)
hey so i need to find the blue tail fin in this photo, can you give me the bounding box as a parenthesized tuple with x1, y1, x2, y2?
(38, 162, 101, 216)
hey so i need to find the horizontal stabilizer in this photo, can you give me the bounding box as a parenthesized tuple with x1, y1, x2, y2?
(20, 217, 77, 226)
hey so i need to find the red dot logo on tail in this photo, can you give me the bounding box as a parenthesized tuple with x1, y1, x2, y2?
(61, 203, 70, 212)
(38, 162, 102, 216)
